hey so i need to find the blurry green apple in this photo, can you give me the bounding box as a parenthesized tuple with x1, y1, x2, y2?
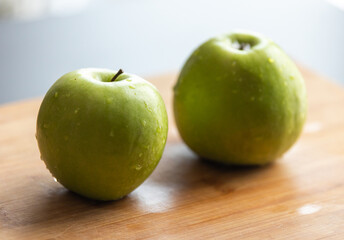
(174, 31, 307, 165)
(36, 68, 168, 200)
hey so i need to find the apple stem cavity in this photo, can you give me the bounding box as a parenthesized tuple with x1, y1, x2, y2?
(111, 69, 124, 82)
(232, 41, 251, 51)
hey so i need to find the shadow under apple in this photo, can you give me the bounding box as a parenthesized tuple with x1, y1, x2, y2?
(9, 143, 295, 237)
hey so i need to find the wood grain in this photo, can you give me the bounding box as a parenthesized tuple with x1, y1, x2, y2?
(1, 66, 344, 239)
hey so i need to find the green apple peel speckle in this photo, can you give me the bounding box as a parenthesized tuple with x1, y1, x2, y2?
(36, 68, 168, 201)
(173, 31, 307, 165)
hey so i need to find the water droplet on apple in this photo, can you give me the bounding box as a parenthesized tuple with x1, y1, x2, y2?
(74, 108, 80, 114)
(106, 97, 113, 103)
(54, 92, 59, 98)
(135, 164, 142, 171)
(129, 85, 135, 89)
(268, 58, 275, 63)
(53, 177, 58, 182)
(144, 102, 153, 112)
(126, 79, 132, 82)
(232, 61, 237, 66)
(290, 75, 295, 80)
(142, 120, 147, 127)
(109, 130, 115, 137)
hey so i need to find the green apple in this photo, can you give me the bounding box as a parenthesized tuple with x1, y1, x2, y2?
(173, 31, 307, 165)
(36, 68, 168, 200)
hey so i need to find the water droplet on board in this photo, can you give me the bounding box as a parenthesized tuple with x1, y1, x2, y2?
(298, 204, 322, 215)
(304, 122, 322, 133)
(133, 182, 173, 213)
(54, 92, 59, 98)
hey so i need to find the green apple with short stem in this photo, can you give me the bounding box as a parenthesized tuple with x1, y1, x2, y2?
(36, 68, 168, 201)
(173, 31, 307, 165)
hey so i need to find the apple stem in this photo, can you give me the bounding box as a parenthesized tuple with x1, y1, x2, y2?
(111, 69, 124, 82)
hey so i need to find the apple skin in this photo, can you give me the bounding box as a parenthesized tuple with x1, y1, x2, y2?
(36, 68, 168, 201)
(173, 31, 307, 165)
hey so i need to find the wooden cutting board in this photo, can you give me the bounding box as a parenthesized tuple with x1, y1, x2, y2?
(1, 66, 344, 239)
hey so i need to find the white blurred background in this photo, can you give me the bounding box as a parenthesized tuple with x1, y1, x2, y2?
(0, 0, 343, 104)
